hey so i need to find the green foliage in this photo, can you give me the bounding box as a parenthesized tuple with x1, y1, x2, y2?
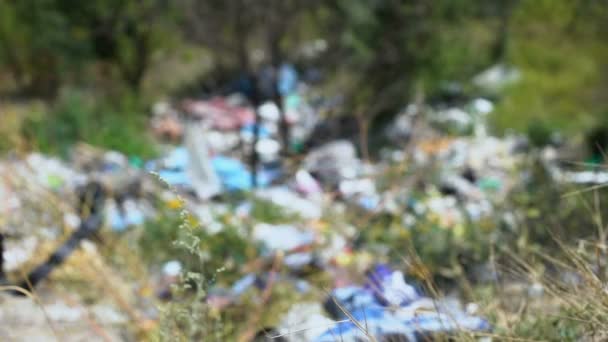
(510, 312, 582, 340)
(158, 271, 225, 341)
(493, 0, 608, 135)
(0, 0, 176, 95)
(353, 157, 608, 282)
(151, 203, 310, 340)
(527, 119, 553, 147)
(141, 208, 257, 284)
(248, 198, 302, 224)
(3, 0, 607, 151)
(0, 0, 90, 96)
(21, 91, 156, 157)
(332, 0, 501, 118)
(139, 209, 185, 265)
(509, 164, 608, 249)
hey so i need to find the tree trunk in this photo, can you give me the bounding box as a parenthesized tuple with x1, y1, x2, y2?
(492, 0, 517, 63)
(356, 111, 370, 162)
(250, 73, 261, 188)
(119, 29, 150, 93)
(269, 37, 289, 155)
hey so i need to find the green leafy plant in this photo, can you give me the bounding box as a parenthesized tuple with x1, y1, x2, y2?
(21, 91, 156, 157)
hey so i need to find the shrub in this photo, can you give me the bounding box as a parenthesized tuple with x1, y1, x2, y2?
(21, 90, 156, 158)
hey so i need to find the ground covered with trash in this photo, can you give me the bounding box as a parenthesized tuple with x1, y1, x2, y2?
(2, 66, 608, 342)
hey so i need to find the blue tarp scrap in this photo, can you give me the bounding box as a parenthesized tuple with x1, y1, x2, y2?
(315, 265, 490, 341)
(153, 147, 281, 192)
(315, 305, 489, 342)
(278, 63, 298, 96)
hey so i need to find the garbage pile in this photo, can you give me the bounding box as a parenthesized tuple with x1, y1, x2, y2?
(2, 63, 588, 340)
(148, 71, 321, 195)
(145, 88, 523, 339)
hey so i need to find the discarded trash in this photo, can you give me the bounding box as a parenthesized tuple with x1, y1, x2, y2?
(277, 303, 335, 342)
(256, 138, 281, 162)
(182, 98, 255, 131)
(255, 187, 322, 219)
(1, 57, 588, 342)
(278, 63, 299, 96)
(304, 140, 359, 186)
(294, 169, 322, 196)
(316, 265, 490, 341)
(253, 223, 315, 252)
(184, 119, 222, 199)
(473, 64, 521, 91)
